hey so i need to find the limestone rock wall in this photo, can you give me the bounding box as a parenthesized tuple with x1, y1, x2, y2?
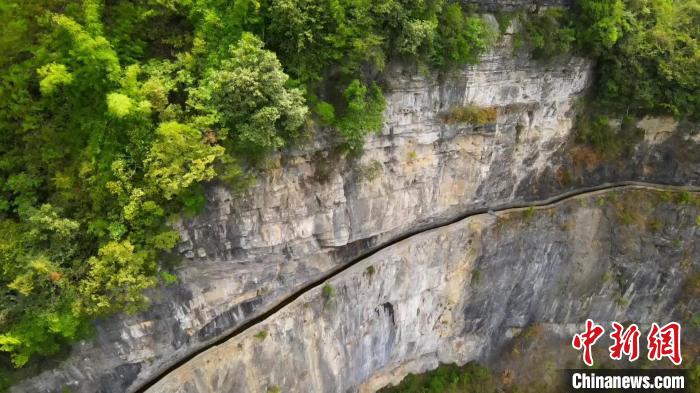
(144, 188, 700, 393)
(462, 0, 572, 12)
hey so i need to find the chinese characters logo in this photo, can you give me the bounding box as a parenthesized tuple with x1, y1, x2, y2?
(572, 319, 681, 366)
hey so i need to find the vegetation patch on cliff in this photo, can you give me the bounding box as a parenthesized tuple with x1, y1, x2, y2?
(573, 113, 644, 158)
(537, 1, 696, 117)
(441, 104, 498, 126)
(379, 362, 496, 393)
(517, 0, 699, 156)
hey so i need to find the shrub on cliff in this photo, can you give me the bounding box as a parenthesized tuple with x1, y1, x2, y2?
(589, 0, 700, 119)
(442, 104, 498, 125)
(519, 0, 699, 121)
(189, 33, 308, 159)
(336, 80, 387, 152)
(520, 8, 576, 59)
(379, 362, 496, 393)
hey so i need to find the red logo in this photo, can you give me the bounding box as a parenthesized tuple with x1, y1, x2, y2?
(572, 319, 605, 366)
(609, 322, 640, 362)
(572, 320, 682, 366)
(647, 322, 682, 365)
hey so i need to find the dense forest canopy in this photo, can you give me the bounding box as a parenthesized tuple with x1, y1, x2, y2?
(520, 0, 699, 118)
(0, 0, 697, 385)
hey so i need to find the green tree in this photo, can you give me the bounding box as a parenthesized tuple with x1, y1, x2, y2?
(592, 0, 700, 118)
(145, 121, 225, 200)
(521, 8, 575, 59)
(433, 4, 494, 67)
(574, 0, 627, 55)
(336, 80, 386, 152)
(76, 241, 157, 317)
(190, 33, 308, 157)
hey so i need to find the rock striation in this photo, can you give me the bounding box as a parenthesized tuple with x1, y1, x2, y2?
(145, 188, 700, 393)
(462, 0, 573, 12)
(13, 22, 700, 393)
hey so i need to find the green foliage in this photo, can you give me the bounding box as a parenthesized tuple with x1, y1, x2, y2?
(0, 303, 86, 368)
(389, 1, 495, 67)
(254, 330, 268, 340)
(0, 0, 243, 371)
(106, 93, 134, 118)
(322, 283, 335, 299)
(524, 206, 536, 219)
(76, 241, 158, 317)
(576, 116, 619, 154)
(586, 0, 700, 118)
(0, 0, 498, 378)
(573, 0, 627, 55)
(259, 0, 494, 83)
(0, 0, 695, 384)
(357, 160, 383, 182)
(675, 191, 695, 205)
(495, 12, 516, 35)
(689, 364, 700, 391)
(618, 210, 635, 226)
(160, 271, 178, 285)
(365, 265, 376, 277)
(441, 104, 498, 125)
(37, 63, 74, 96)
(257, 0, 495, 148)
(575, 115, 644, 157)
(189, 33, 307, 158)
(520, 0, 699, 120)
(315, 101, 336, 125)
(433, 5, 495, 68)
(144, 122, 224, 199)
(397, 19, 438, 57)
(261, 0, 380, 83)
(520, 9, 575, 59)
(187, 0, 259, 66)
(692, 314, 700, 328)
(471, 269, 481, 286)
(379, 362, 496, 393)
(648, 218, 662, 232)
(336, 80, 386, 152)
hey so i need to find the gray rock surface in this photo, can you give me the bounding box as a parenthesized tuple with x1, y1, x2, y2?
(13, 24, 700, 393)
(462, 0, 572, 12)
(144, 188, 700, 393)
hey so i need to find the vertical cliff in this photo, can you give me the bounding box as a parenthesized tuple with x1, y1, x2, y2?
(12, 17, 700, 393)
(144, 188, 700, 393)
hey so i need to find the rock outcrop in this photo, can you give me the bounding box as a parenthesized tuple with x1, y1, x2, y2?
(462, 0, 573, 12)
(144, 187, 700, 393)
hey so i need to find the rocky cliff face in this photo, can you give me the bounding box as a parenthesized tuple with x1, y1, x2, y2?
(14, 21, 700, 393)
(145, 187, 700, 393)
(462, 0, 572, 11)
